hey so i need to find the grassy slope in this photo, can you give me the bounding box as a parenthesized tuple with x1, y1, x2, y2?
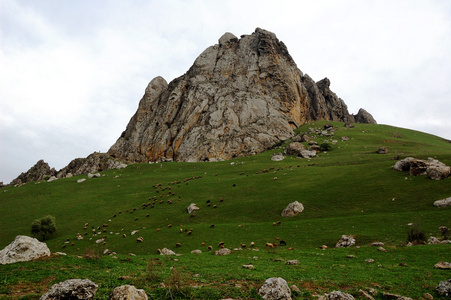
(0, 121, 450, 299)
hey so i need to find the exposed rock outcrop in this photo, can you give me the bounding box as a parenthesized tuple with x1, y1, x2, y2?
(9, 153, 127, 186)
(9, 160, 56, 186)
(0, 235, 50, 265)
(108, 28, 375, 163)
(393, 157, 450, 180)
(57, 152, 127, 178)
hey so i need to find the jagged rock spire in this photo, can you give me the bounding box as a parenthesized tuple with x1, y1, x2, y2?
(108, 28, 375, 163)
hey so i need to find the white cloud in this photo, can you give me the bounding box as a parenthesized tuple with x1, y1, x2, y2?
(1, 0, 451, 183)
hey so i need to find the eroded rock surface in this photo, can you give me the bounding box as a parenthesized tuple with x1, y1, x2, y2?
(0, 235, 50, 265)
(108, 28, 375, 163)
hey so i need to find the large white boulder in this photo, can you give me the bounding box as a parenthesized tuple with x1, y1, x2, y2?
(111, 285, 148, 300)
(0, 235, 51, 265)
(281, 201, 304, 217)
(258, 277, 292, 300)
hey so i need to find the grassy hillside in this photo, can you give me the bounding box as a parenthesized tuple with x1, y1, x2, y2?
(1, 121, 450, 299)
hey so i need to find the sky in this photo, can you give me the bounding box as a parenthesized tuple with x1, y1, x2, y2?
(1, 0, 450, 184)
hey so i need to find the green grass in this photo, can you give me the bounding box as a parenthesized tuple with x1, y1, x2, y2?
(1, 121, 450, 299)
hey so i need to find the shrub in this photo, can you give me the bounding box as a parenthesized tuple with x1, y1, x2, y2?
(31, 215, 56, 241)
(320, 142, 332, 152)
(407, 223, 426, 244)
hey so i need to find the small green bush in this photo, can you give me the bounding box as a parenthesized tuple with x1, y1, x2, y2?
(31, 215, 56, 241)
(320, 142, 332, 151)
(407, 223, 426, 244)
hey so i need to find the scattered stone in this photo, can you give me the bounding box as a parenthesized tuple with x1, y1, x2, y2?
(286, 260, 300, 265)
(111, 285, 148, 300)
(376, 147, 388, 154)
(291, 285, 301, 292)
(281, 201, 304, 217)
(299, 150, 317, 158)
(40, 279, 98, 300)
(285, 142, 306, 156)
(320, 245, 328, 250)
(88, 173, 101, 178)
(428, 236, 441, 244)
(47, 176, 58, 182)
(159, 248, 175, 255)
(77, 178, 86, 183)
(433, 197, 451, 207)
(258, 277, 292, 300)
(335, 235, 355, 248)
(370, 242, 384, 247)
(242, 264, 255, 270)
(382, 292, 412, 300)
(191, 249, 202, 254)
(365, 259, 375, 263)
(271, 153, 285, 162)
(377, 246, 387, 252)
(434, 261, 451, 269)
(359, 289, 374, 300)
(0, 235, 51, 265)
(341, 136, 350, 141)
(214, 248, 231, 256)
(347, 255, 355, 259)
(187, 203, 199, 214)
(422, 293, 433, 300)
(325, 290, 355, 299)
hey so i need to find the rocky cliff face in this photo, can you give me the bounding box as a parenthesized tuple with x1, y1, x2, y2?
(108, 28, 375, 163)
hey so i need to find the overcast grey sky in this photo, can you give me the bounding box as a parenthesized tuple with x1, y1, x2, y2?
(1, 0, 450, 184)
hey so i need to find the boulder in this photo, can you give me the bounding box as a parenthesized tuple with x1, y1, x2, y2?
(40, 279, 98, 300)
(358, 289, 374, 300)
(433, 197, 451, 207)
(381, 292, 412, 300)
(434, 261, 451, 269)
(393, 157, 450, 180)
(335, 235, 356, 248)
(214, 248, 231, 256)
(47, 176, 58, 182)
(354, 108, 377, 124)
(281, 201, 304, 217)
(325, 291, 355, 299)
(258, 277, 292, 300)
(111, 285, 148, 300)
(285, 142, 306, 156)
(436, 279, 451, 297)
(159, 248, 175, 255)
(299, 150, 316, 158)
(428, 236, 441, 244)
(187, 203, 200, 214)
(271, 153, 285, 162)
(426, 158, 451, 180)
(0, 235, 51, 265)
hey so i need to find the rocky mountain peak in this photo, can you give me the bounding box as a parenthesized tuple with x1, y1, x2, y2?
(108, 28, 376, 163)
